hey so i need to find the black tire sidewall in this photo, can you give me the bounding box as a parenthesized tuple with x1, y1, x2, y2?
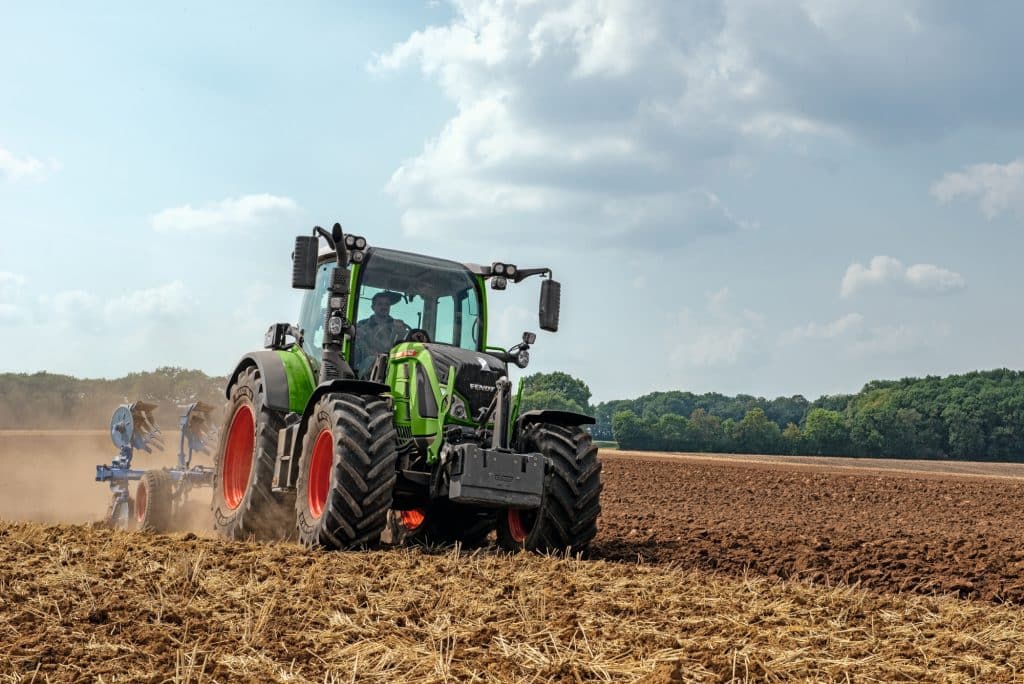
(137, 469, 172, 533)
(212, 366, 289, 540)
(295, 397, 334, 538)
(497, 423, 601, 553)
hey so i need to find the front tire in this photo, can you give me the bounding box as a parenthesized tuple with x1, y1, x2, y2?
(296, 393, 398, 549)
(135, 469, 173, 533)
(497, 424, 602, 554)
(212, 365, 293, 540)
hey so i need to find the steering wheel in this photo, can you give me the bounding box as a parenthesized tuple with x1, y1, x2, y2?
(406, 328, 430, 343)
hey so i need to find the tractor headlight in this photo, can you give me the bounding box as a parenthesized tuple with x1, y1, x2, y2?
(492, 262, 505, 275)
(515, 349, 530, 368)
(491, 276, 507, 290)
(351, 250, 365, 264)
(450, 394, 468, 419)
(344, 235, 356, 248)
(328, 316, 344, 335)
(354, 237, 366, 249)
(505, 264, 517, 278)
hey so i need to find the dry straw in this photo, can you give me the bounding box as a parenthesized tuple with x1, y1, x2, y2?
(0, 522, 1021, 682)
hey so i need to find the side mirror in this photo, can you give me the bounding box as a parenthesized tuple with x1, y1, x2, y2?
(539, 279, 560, 332)
(292, 235, 318, 289)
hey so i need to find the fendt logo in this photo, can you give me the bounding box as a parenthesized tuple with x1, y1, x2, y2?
(476, 357, 490, 371)
(469, 383, 496, 392)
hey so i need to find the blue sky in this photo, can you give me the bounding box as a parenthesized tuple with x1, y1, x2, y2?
(2, 1, 1023, 403)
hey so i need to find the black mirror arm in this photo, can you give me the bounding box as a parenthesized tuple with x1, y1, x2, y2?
(512, 267, 551, 283)
(314, 225, 334, 249)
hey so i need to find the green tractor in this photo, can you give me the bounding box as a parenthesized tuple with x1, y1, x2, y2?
(211, 223, 601, 552)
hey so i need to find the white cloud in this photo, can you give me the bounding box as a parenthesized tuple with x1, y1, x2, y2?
(0, 272, 27, 325)
(103, 281, 192, 321)
(784, 313, 948, 359)
(40, 281, 194, 332)
(840, 256, 904, 298)
(0, 272, 24, 297)
(668, 289, 759, 368)
(931, 158, 1024, 219)
(841, 256, 965, 298)
(0, 146, 60, 181)
(151, 194, 299, 233)
(783, 313, 864, 344)
(847, 325, 929, 358)
(904, 263, 966, 293)
(373, 2, 762, 247)
(374, 2, 1024, 248)
(493, 304, 531, 343)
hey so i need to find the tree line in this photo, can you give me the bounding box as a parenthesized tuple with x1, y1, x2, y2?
(5, 365, 1024, 461)
(0, 367, 226, 431)
(593, 369, 1024, 461)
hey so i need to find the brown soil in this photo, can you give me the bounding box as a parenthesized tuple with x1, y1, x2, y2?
(3, 436, 1024, 680)
(594, 450, 1024, 603)
(3, 432, 1024, 604)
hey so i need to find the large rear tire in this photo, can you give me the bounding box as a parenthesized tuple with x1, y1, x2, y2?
(390, 503, 494, 548)
(136, 469, 173, 532)
(211, 365, 293, 540)
(295, 392, 398, 549)
(497, 424, 602, 554)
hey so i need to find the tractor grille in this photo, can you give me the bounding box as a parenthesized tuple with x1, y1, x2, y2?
(453, 363, 503, 418)
(423, 344, 506, 422)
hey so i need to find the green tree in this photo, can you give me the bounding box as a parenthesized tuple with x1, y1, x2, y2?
(655, 413, 691, 451)
(730, 408, 782, 454)
(688, 408, 724, 452)
(612, 410, 653, 450)
(781, 422, 803, 454)
(802, 408, 849, 456)
(521, 372, 592, 411)
(518, 389, 587, 415)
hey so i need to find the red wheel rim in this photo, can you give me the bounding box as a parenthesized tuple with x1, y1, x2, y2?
(400, 508, 426, 531)
(308, 429, 334, 519)
(223, 404, 255, 511)
(135, 481, 147, 523)
(507, 509, 532, 543)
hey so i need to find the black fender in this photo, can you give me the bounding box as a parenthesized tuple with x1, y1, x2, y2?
(514, 409, 595, 437)
(516, 409, 595, 429)
(302, 379, 391, 415)
(279, 378, 392, 489)
(226, 351, 292, 412)
(512, 409, 595, 452)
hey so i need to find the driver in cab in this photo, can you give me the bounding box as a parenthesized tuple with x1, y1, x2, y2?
(354, 291, 410, 377)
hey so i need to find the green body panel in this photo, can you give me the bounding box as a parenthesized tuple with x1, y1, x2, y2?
(385, 341, 489, 465)
(276, 346, 317, 413)
(343, 263, 362, 364)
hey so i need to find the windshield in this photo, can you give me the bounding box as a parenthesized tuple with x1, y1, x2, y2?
(298, 248, 483, 376)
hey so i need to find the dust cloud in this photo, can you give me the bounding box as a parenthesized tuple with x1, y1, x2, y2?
(0, 430, 215, 534)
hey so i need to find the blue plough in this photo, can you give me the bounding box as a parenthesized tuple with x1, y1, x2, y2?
(96, 400, 218, 531)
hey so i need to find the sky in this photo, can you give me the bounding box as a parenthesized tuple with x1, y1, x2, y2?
(2, 1, 1024, 404)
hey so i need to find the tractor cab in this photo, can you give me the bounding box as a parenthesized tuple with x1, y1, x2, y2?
(297, 247, 486, 377)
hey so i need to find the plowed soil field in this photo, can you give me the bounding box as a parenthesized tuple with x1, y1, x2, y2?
(3, 433, 1024, 681)
(594, 451, 1024, 603)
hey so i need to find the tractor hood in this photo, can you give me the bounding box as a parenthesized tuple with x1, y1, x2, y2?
(422, 343, 507, 419)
